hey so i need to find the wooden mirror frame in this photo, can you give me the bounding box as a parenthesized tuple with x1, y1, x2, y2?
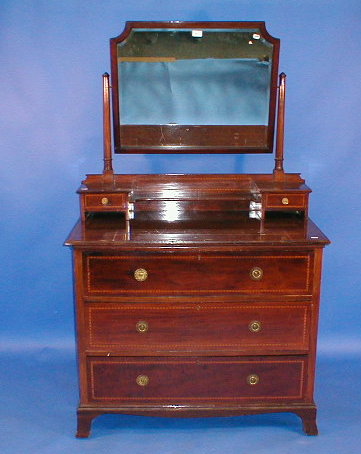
(110, 21, 280, 154)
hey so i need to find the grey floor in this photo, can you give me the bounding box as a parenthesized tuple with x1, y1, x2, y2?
(0, 348, 360, 454)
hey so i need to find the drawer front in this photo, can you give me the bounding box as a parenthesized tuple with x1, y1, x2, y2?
(84, 193, 128, 211)
(265, 193, 306, 209)
(85, 303, 310, 353)
(87, 356, 307, 404)
(85, 253, 312, 295)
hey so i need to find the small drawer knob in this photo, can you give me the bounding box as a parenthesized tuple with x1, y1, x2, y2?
(101, 197, 109, 206)
(136, 320, 149, 333)
(134, 268, 148, 281)
(250, 267, 263, 280)
(247, 374, 260, 386)
(281, 197, 289, 205)
(249, 320, 262, 333)
(136, 375, 149, 386)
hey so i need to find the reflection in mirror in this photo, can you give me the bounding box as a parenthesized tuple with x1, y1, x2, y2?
(118, 29, 273, 126)
(120, 59, 271, 125)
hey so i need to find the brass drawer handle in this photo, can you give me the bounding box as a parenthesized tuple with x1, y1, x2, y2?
(136, 320, 149, 333)
(249, 320, 262, 333)
(247, 374, 260, 386)
(101, 197, 109, 206)
(134, 268, 148, 281)
(281, 197, 289, 205)
(136, 375, 149, 386)
(250, 267, 263, 280)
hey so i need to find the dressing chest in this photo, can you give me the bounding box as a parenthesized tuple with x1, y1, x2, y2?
(65, 21, 329, 437)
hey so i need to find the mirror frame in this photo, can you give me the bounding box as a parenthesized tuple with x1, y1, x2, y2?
(110, 21, 280, 154)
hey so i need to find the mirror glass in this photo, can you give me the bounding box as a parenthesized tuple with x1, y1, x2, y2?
(111, 23, 279, 153)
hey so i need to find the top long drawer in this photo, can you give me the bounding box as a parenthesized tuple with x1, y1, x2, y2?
(84, 252, 313, 296)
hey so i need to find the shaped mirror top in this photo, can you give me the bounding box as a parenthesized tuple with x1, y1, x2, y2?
(110, 22, 279, 154)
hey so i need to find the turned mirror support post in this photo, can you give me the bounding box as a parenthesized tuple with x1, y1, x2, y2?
(273, 72, 286, 179)
(102, 72, 114, 180)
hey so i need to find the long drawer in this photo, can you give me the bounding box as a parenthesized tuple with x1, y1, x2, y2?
(84, 252, 312, 295)
(84, 303, 310, 354)
(86, 356, 307, 404)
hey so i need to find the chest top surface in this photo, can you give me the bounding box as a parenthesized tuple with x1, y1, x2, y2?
(66, 213, 329, 248)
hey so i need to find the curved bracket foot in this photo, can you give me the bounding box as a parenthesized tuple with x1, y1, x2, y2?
(295, 408, 318, 436)
(76, 410, 100, 438)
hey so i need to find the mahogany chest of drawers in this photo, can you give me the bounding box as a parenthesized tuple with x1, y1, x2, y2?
(65, 207, 329, 437)
(65, 21, 329, 437)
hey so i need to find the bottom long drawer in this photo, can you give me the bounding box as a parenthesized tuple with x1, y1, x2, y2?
(86, 356, 308, 405)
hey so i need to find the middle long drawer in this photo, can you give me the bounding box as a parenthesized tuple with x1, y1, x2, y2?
(84, 302, 311, 354)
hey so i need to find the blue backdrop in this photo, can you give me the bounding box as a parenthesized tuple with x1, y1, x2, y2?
(0, 0, 360, 451)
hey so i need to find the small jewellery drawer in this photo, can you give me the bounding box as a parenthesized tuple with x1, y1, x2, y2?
(85, 253, 312, 295)
(87, 356, 307, 404)
(83, 193, 128, 211)
(84, 303, 310, 354)
(264, 193, 307, 209)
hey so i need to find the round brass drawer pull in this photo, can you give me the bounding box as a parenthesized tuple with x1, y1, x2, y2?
(249, 320, 262, 333)
(247, 374, 260, 386)
(136, 320, 149, 333)
(101, 197, 109, 206)
(134, 268, 148, 281)
(281, 197, 289, 205)
(250, 267, 263, 280)
(136, 375, 149, 387)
